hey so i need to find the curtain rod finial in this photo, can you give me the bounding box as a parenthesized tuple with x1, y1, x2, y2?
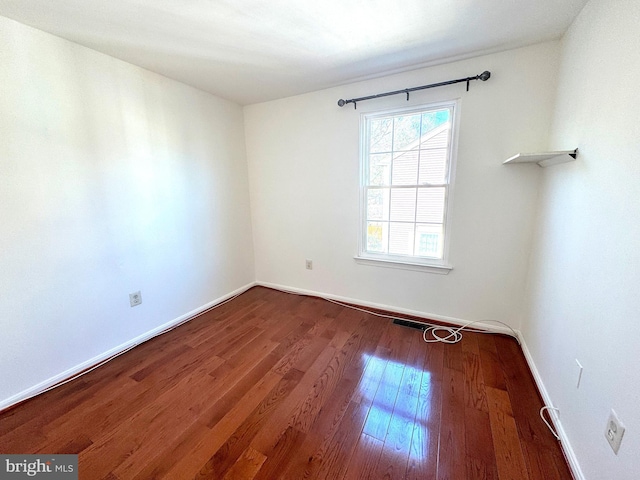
(479, 71, 491, 81)
(337, 99, 346, 107)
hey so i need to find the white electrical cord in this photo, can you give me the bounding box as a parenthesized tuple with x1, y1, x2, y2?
(540, 405, 561, 440)
(275, 287, 520, 345)
(421, 320, 519, 344)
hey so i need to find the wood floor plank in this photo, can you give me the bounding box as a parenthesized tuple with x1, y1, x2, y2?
(0, 381, 90, 453)
(307, 400, 369, 480)
(268, 316, 310, 343)
(463, 336, 489, 412)
(164, 371, 283, 479)
(437, 366, 467, 480)
(494, 336, 560, 450)
(477, 334, 508, 391)
(221, 446, 267, 480)
(521, 440, 573, 480)
(486, 386, 530, 480)
(247, 337, 345, 455)
(466, 456, 497, 480)
(342, 434, 384, 480)
(307, 315, 336, 338)
(36, 434, 93, 456)
(361, 323, 412, 441)
(148, 370, 304, 480)
(204, 334, 280, 400)
(277, 376, 359, 479)
(443, 333, 464, 372)
(462, 335, 498, 479)
(406, 341, 443, 480)
(290, 315, 377, 434)
(251, 426, 306, 480)
(185, 307, 262, 350)
(131, 422, 212, 480)
(200, 345, 282, 428)
(373, 332, 427, 479)
(0, 287, 573, 480)
(464, 407, 498, 480)
(82, 352, 233, 479)
(215, 326, 266, 359)
(41, 348, 227, 452)
(272, 332, 329, 376)
(351, 345, 389, 407)
(281, 335, 335, 372)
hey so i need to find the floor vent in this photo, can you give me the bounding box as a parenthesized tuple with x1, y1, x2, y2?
(392, 319, 425, 330)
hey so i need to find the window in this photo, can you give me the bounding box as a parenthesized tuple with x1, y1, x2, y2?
(357, 101, 457, 271)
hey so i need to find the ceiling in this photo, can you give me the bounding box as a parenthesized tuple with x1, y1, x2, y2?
(0, 0, 588, 105)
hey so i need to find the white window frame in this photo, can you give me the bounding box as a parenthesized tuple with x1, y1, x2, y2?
(354, 100, 459, 274)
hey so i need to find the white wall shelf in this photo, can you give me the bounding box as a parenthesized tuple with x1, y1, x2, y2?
(503, 149, 578, 167)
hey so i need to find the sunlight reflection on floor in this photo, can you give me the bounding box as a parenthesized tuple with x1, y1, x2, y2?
(358, 353, 434, 462)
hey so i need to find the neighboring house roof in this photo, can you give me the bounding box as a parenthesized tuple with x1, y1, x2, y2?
(393, 121, 450, 159)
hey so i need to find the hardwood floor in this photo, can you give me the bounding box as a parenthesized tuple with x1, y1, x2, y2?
(0, 286, 573, 479)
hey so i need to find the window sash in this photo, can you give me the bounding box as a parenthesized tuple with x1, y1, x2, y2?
(359, 101, 457, 266)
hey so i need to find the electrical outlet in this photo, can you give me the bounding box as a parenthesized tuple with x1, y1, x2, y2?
(129, 291, 142, 307)
(605, 409, 625, 454)
(305, 259, 313, 270)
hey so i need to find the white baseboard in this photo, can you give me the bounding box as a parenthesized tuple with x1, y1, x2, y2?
(0, 282, 256, 412)
(517, 332, 585, 480)
(258, 280, 584, 480)
(256, 280, 517, 337)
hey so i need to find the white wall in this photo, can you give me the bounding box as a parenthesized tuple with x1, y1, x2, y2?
(244, 42, 559, 328)
(0, 16, 255, 405)
(522, 1, 640, 478)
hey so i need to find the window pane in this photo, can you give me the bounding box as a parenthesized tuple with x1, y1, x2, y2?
(389, 222, 415, 255)
(368, 153, 391, 186)
(416, 187, 445, 223)
(389, 188, 416, 222)
(391, 150, 418, 185)
(421, 109, 450, 135)
(369, 118, 392, 153)
(419, 126, 449, 150)
(393, 114, 421, 150)
(367, 188, 389, 221)
(367, 221, 388, 253)
(419, 148, 447, 184)
(414, 223, 444, 258)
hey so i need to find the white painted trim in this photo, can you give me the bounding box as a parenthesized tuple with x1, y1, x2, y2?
(357, 100, 459, 269)
(354, 255, 453, 274)
(518, 332, 585, 480)
(256, 281, 514, 336)
(0, 282, 257, 412)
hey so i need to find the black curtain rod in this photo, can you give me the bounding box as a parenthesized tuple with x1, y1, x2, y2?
(337, 70, 491, 109)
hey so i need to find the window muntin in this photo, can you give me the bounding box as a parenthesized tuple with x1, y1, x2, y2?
(360, 103, 456, 266)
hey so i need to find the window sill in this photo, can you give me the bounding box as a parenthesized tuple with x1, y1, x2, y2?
(353, 256, 453, 274)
